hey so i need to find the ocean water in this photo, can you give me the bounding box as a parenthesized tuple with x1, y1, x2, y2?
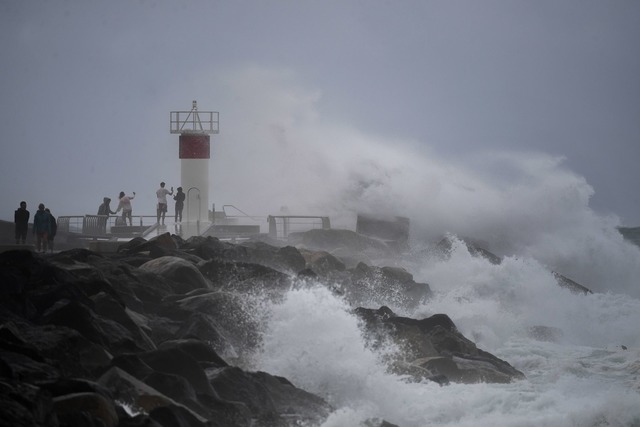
(252, 235, 640, 427)
(216, 108, 640, 425)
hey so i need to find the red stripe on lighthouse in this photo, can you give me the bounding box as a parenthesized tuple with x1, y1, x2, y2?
(179, 134, 210, 159)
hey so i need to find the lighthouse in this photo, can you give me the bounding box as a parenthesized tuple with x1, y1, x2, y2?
(170, 101, 219, 223)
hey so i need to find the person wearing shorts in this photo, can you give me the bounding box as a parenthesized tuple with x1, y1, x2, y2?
(156, 182, 173, 225)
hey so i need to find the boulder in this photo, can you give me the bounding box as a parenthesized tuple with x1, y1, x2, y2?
(41, 299, 148, 355)
(355, 307, 525, 384)
(198, 259, 292, 299)
(53, 391, 119, 427)
(148, 404, 213, 427)
(138, 348, 217, 397)
(208, 366, 332, 426)
(552, 272, 593, 295)
(180, 236, 249, 262)
(2, 321, 111, 379)
(166, 292, 262, 358)
(157, 339, 228, 368)
(117, 233, 179, 257)
(91, 291, 156, 351)
(435, 236, 593, 294)
(97, 366, 205, 419)
(139, 256, 212, 294)
(340, 262, 431, 311)
(298, 248, 346, 276)
(0, 380, 57, 427)
(238, 242, 307, 274)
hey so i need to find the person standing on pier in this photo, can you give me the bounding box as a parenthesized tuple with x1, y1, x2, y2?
(98, 197, 116, 216)
(156, 182, 173, 225)
(45, 208, 57, 253)
(32, 203, 51, 253)
(115, 191, 136, 226)
(14, 201, 30, 244)
(174, 187, 185, 223)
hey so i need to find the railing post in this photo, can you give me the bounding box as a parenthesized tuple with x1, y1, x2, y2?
(322, 217, 331, 229)
(268, 215, 277, 238)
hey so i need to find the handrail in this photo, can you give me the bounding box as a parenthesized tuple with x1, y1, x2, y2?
(58, 214, 160, 236)
(266, 215, 330, 239)
(221, 205, 262, 222)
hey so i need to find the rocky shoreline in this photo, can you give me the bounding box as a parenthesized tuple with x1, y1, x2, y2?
(0, 230, 545, 427)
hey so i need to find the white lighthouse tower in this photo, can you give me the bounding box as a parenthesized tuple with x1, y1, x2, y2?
(170, 101, 219, 223)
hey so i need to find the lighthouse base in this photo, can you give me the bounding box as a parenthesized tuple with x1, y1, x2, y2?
(181, 158, 209, 222)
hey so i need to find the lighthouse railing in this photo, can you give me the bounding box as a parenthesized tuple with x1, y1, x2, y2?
(170, 111, 219, 134)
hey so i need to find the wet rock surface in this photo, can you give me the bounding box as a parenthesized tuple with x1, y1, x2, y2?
(0, 231, 530, 426)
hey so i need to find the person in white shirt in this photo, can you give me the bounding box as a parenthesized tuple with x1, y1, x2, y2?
(115, 191, 136, 226)
(156, 182, 173, 225)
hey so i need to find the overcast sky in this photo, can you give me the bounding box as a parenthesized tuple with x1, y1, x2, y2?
(2, 0, 639, 231)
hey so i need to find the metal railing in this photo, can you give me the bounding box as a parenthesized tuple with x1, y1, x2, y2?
(170, 102, 219, 134)
(267, 215, 330, 240)
(56, 210, 333, 242)
(57, 214, 160, 238)
(221, 205, 263, 222)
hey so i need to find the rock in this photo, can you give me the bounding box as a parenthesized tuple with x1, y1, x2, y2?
(180, 236, 248, 262)
(436, 236, 593, 294)
(197, 258, 292, 299)
(2, 321, 112, 379)
(171, 312, 232, 359)
(0, 348, 60, 383)
(139, 256, 212, 294)
(115, 407, 164, 427)
(53, 391, 119, 427)
(0, 232, 536, 425)
(97, 366, 206, 420)
(138, 348, 217, 397)
(238, 242, 307, 274)
(167, 292, 262, 359)
(298, 248, 346, 276)
(117, 233, 179, 257)
(435, 235, 502, 265)
(39, 377, 114, 400)
(355, 307, 525, 384)
(149, 404, 213, 427)
(341, 263, 431, 311)
(251, 371, 332, 425)
(363, 418, 401, 427)
(108, 353, 155, 380)
(142, 371, 199, 411)
(41, 298, 148, 355)
(552, 272, 593, 295)
(50, 249, 176, 312)
(208, 366, 332, 426)
(91, 291, 156, 351)
(0, 380, 57, 427)
(157, 339, 228, 368)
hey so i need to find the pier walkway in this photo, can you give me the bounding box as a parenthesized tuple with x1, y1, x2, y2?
(0, 210, 330, 253)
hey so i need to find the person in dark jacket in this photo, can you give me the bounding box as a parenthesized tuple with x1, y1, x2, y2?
(97, 197, 116, 233)
(45, 208, 57, 253)
(98, 197, 116, 216)
(174, 187, 185, 222)
(14, 201, 30, 244)
(32, 203, 51, 253)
